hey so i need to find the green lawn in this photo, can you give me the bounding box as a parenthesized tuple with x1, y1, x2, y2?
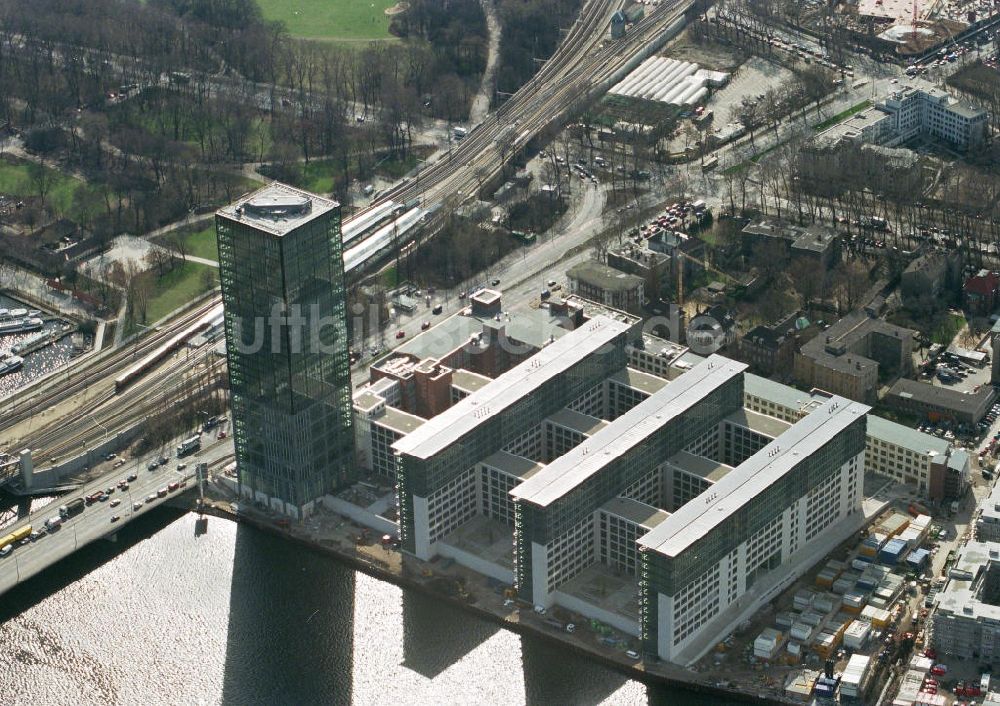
(0, 159, 97, 218)
(144, 262, 219, 325)
(812, 100, 872, 132)
(257, 0, 397, 40)
(159, 224, 219, 262)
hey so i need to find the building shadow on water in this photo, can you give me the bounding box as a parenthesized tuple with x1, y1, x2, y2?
(520, 636, 754, 706)
(520, 634, 627, 705)
(400, 586, 500, 678)
(220, 524, 355, 706)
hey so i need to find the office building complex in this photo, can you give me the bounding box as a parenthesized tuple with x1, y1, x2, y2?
(745, 374, 969, 500)
(930, 540, 1000, 660)
(341, 297, 963, 665)
(216, 183, 354, 517)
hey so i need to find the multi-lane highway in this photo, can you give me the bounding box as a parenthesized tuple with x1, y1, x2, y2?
(0, 432, 233, 596)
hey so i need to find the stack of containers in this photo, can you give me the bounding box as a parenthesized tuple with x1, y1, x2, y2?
(842, 590, 867, 614)
(843, 619, 872, 649)
(775, 612, 795, 629)
(861, 605, 891, 629)
(794, 589, 817, 611)
(814, 593, 841, 615)
(879, 538, 909, 566)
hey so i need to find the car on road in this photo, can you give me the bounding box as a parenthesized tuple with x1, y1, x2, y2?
(218, 430, 227, 439)
(127, 473, 138, 482)
(159, 456, 168, 465)
(0, 545, 11, 557)
(113, 459, 125, 468)
(177, 463, 187, 471)
(432, 305, 443, 315)
(395, 331, 405, 339)
(110, 515, 121, 523)
(421, 321, 431, 330)
(148, 461, 159, 470)
(146, 494, 156, 504)
(157, 488, 168, 498)
(546, 279, 557, 287)
(105, 453, 117, 461)
(625, 650, 641, 660)
(110, 499, 121, 508)
(133, 502, 143, 511)
(491, 278, 501, 286)
(168, 482, 180, 492)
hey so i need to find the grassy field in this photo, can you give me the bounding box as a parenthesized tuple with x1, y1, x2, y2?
(257, 0, 397, 41)
(0, 159, 97, 217)
(260, 150, 429, 194)
(158, 224, 219, 262)
(144, 262, 219, 325)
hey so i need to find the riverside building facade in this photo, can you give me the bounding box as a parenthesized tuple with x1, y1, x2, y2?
(216, 183, 354, 517)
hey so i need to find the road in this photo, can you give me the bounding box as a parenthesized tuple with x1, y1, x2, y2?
(0, 431, 234, 597)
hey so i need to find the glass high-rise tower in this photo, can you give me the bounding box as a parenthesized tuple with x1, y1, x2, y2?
(216, 183, 354, 517)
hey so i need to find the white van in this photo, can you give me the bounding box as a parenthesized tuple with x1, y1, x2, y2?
(45, 516, 63, 530)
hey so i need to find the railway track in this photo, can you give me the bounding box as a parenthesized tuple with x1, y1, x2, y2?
(0, 296, 222, 433)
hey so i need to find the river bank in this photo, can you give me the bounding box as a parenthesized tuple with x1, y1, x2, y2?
(191, 493, 783, 705)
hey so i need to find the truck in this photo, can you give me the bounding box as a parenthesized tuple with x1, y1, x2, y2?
(0, 524, 31, 550)
(45, 516, 63, 530)
(177, 435, 201, 457)
(59, 498, 85, 518)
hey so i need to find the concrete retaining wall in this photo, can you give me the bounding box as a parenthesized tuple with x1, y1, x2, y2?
(438, 541, 514, 584)
(25, 427, 142, 490)
(322, 494, 397, 536)
(552, 589, 641, 637)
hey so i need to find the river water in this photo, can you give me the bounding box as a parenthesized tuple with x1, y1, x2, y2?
(0, 509, 746, 705)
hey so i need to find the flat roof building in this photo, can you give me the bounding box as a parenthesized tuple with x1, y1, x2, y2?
(795, 310, 914, 404)
(814, 79, 988, 152)
(638, 396, 868, 662)
(393, 316, 635, 558)
(931, 540, 1000, 660)
(567, 261, 646, 314)
(216, 183, 354, 517)
(885, 377, 996, 426)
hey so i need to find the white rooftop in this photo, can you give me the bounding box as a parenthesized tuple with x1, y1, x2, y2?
(639, 396, 870, 557)
(217, 182, 339, 237)
(392, 316, 631, 460)
(510, 354, 747, 507)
